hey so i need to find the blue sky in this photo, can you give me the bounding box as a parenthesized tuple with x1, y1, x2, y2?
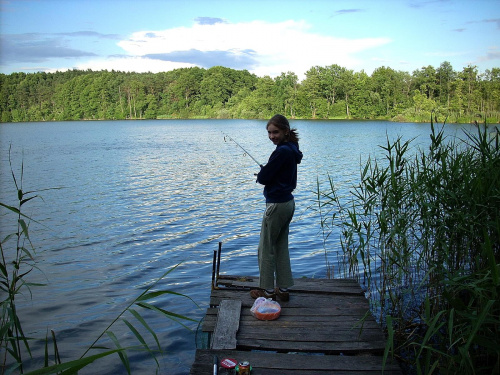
(1, 0, 499, 79)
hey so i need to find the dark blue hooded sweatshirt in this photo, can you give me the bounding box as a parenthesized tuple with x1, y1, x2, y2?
(256, 141, 303, 203)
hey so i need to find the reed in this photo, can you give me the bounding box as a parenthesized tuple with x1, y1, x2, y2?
(1, 146, 47, 374)
(316, 117, 500, 374)
(1, 149, 198, 374)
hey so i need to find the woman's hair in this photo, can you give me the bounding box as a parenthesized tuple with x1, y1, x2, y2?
(267, 114, 299, 144)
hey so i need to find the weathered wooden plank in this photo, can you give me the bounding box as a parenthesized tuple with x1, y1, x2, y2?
(236, 328, 384, 342)
(210, 294, 371, 309)
(203, 316, 380, 333)
(238, 319, 381, 330)
(191, 349, 403, 374)
(206, 307, 376, 322)
(279, 307, 373, 317)
(218, 275, 361, 286)
(236, 331, 384, 351)
(250, 368, 401, 375)
(244, 370, 401, 375)
(203, 308, 380, 332)
(211, 288, 366, 301)
(236, 338, 386, 353)
(210, 299, 241, 350)
(203, 320, 381, 334)
(215, 275, 363, 295)
(210, 288, 368, 307)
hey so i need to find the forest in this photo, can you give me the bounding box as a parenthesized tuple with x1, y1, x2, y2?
(0, 62, 499, 123)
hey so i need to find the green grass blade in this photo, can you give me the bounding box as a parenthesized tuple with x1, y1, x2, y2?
(122, 319, 148, 348)
(128, 308, 161, 351)
(464, 299, 495, 352)
(382, 315, 394, 374)
(80, 262, 184, 359)
(122, 318, 160, 367)
(24, 349, 125, 375)
(136, 302, 197, 330)
(106, 331, 131, 375)
(136, 289, 200, 309)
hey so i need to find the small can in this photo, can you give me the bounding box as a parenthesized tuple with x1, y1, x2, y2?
(238, 361, 250, 375)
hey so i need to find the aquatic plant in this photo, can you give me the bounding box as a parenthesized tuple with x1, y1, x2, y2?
(1, 147, 48, 374)
(316, 117, 500, 374)
(0, 148, 198, 374)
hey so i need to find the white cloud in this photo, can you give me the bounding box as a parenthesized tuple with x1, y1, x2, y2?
(58, 20, 391, 78)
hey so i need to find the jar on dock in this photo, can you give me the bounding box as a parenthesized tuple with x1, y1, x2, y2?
(237, 361, 250, 375)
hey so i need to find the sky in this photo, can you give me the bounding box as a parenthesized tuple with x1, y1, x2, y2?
(0, 0, 499, 80)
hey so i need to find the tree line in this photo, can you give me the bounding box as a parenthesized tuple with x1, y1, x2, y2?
(0, 62, 499, 123)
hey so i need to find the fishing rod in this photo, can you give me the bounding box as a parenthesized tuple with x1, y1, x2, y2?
(223, 132, 263, 167)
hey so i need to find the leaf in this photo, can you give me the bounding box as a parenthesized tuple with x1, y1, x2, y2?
(382, 315, 394, 373)
(18, 219, 30, 240)
(44, 331, 49, 368)
(19, 246, 35, 261)
(0, 281, 9, 292)
(25, 282, 47, 288)
(80, 263, 185, 360)
(20, 195, 37, 206)
(2, 232, 16, 244)
(0, 322, 12, 341)
(122, 318, 160, 367)
(0, 202, 21, 215)
(128, 308, 161, 351)
(106, 331, 131, 375)
(0, 262, 7, 277)
(464, 299, 495, 352)
(23, 349, 125, 375)
(136, 302, 197, 330)
(136, 290, 199, 308)
(417, 310, 446, 359)
(0, 202, 42, 225)
(122, 319, 148, 348)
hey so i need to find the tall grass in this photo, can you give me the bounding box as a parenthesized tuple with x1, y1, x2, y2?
(316, 118, 500, 374)
(1, 148, 198, 374)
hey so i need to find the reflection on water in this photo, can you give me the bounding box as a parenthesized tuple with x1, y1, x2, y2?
(0, 119, 471, 374)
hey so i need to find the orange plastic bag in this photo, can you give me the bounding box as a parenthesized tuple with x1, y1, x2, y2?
(250, 297, 281, 320)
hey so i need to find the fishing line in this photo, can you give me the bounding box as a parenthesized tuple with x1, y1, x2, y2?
(223, 132, 263, 167)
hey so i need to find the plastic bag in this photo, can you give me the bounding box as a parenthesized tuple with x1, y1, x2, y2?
(250, 297, 281, 320)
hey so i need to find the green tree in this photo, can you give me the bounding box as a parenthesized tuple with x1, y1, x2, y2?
(412, 65, 438, 100)
(274, 72, 298, 118)
(0, 65, 498, 123)
(349, 70, 374, 119)
(339, 68, 355, 117)
(200, 66, 257, 109)
(449, 78, 465, 119)
(371, 66, 402, 117)
(436, 61, 456, 107)
(166, 67, 204, 115)
(459, 64, 480, 114)
(318, 64, 346, 117)
(300, 67, 324, 118)
(481, 68, 500, 118)
(144, 94, 158, 119)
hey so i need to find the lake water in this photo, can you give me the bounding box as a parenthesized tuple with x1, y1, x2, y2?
(0, 119, 473, 374)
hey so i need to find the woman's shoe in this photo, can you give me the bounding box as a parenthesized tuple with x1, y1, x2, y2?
(275, 287, 290, 302)
(250, 289, 276, 300)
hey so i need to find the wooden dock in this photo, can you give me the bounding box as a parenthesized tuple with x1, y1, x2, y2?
(190, 274, 403, 374)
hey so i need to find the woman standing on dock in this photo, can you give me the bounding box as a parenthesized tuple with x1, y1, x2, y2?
(251, 114, 303, 302)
